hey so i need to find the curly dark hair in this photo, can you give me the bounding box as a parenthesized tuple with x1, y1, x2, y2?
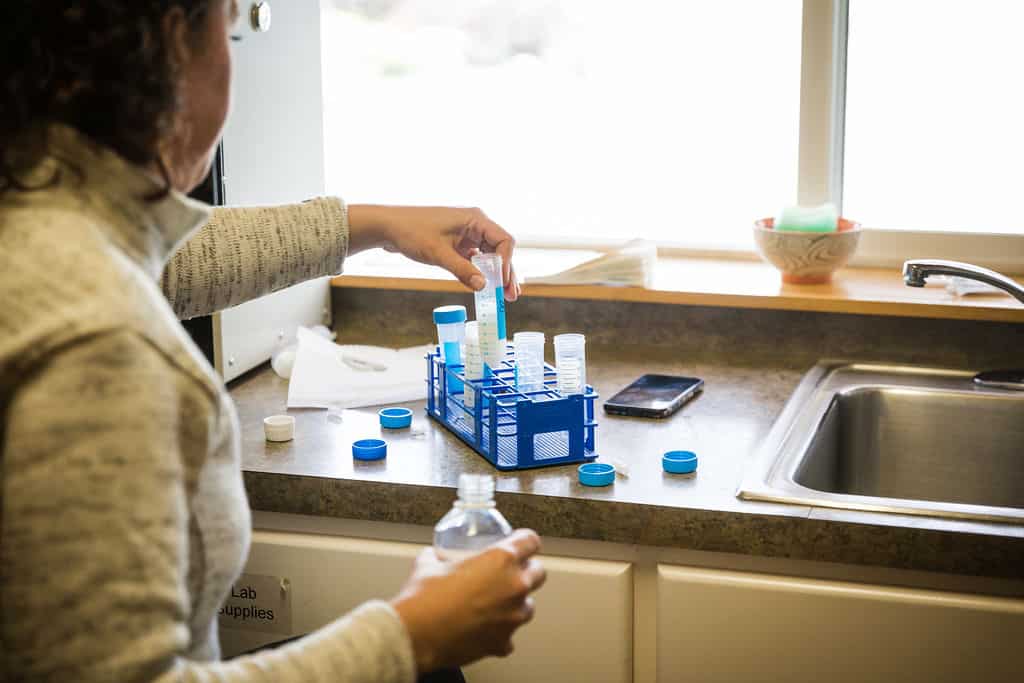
(0, 1, 216, 195)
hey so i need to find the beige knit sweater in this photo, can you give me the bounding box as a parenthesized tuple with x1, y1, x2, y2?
(0, 127, 416, 682)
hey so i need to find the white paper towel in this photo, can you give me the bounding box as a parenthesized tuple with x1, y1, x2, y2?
(287, 327, 432, 409)
(523, 239, 656, 288)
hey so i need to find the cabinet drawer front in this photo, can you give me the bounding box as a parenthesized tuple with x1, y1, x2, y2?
(657, 564, 1024, 683)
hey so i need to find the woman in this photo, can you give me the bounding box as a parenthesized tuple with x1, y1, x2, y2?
(0, 2, 544, 681)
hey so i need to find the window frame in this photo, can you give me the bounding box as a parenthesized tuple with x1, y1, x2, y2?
(800, 0, 1023, 272)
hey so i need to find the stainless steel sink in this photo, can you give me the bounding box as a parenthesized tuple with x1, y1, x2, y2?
(739, 362, 1024, 523)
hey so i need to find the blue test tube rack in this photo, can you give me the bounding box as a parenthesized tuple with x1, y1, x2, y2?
(425, 346, 599, 471)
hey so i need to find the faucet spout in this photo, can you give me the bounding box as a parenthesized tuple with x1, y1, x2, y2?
(902, 259, 1024, 304)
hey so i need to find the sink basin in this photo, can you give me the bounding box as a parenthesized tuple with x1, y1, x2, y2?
(739, 363, 1024, 523)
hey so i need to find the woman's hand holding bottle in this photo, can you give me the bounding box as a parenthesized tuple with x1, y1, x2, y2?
(390, 529, 546, 674)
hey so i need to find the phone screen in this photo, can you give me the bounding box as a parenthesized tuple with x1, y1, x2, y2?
(605, 374, 703, 415)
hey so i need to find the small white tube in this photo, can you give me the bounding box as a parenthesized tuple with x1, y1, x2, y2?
(462, 322, 484, 410)
(554, 333, 587, 395)
(513, 331, 546, 394)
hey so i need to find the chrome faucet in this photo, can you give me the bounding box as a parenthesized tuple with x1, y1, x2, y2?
(902, 259, 1024, 304)
(903, 259, 1024, 390)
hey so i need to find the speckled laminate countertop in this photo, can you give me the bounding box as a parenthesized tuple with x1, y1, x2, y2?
(232, 345, 1024, 580)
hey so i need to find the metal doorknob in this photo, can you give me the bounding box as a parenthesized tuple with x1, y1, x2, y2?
(250, 2, 272, 32)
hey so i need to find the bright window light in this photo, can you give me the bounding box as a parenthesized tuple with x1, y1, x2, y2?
(844, 0, 1024, 235)
(322, 0, 802, 249)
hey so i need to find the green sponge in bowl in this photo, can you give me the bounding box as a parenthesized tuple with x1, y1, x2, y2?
(774, 203, 839, 232)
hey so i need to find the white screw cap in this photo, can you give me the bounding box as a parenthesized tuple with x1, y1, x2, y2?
(263, 414, 295, 442)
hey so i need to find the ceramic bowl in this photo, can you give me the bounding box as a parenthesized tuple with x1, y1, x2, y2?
(753, 217, 862, 284)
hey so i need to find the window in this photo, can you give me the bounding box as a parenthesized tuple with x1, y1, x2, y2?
(322, 1, 801, 250)
(321, 1, 1024, 266)
(844, 0, 1024, 235)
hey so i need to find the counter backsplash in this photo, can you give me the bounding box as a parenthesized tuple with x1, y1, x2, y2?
(333, 287, 1023, 370)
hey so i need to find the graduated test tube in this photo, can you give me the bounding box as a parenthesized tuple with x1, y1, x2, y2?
(462, 321, 484, 411)
(471, 253, 507, 372)
(554, 333, 587, 395)
(513, 331, 546, 394)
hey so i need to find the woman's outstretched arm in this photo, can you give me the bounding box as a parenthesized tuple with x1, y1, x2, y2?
(161, 201, 520, 320)
(162, 197, 350, 320)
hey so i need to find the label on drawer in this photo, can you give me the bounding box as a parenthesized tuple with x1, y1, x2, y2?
(218, 573, 293, 635)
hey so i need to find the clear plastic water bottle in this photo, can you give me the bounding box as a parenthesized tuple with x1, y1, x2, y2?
(433, 474, 512, 561)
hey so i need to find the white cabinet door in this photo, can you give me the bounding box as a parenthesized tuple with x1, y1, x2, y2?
(220, 530, 633, 683)
(217, 0, 330, 381)
(656, 564, 1024, 683)
(466, 555, 633, 683)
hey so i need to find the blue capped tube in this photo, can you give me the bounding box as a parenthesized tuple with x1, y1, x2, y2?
(433, 305, 467, 392)
(471, 253, 507, 372)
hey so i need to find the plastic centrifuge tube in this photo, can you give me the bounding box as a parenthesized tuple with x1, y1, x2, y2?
(513, 331, 546, 394)
(462, 322, 484, 411)
(554, 333, 587, 395)
(471, 253, 507, 373)
(433, 305, 467, 393)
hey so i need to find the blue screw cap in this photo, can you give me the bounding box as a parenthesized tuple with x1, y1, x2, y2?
(433, 305, 467, 324)
(663, 450, 698, 474)
(578, 462, 615, 487)
(353, 438, 387, 460)
(379, 407, 413, 429)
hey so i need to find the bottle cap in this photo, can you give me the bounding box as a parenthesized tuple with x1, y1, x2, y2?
(663, 450, 698, 474)
(457, 473, 495, 503)
(379, 407, 413, 429)
(353, 438, 387, 460)
(578, 462, 615, 487)
(263, 415, 295, 442)
(433, 305, 467, 324)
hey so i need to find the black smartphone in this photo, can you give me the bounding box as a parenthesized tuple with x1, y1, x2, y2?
(603, 374, 704, 418)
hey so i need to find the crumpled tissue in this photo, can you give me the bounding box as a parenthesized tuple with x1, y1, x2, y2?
(286, 326, 432, 409)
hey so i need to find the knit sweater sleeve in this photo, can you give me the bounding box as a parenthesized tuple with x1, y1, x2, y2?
(0, 330, 415, 683)
(161, 197, 349, 320)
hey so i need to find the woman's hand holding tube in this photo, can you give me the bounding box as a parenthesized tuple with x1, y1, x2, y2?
(347, 205, 521, 301)
(390, 529, 546, 674)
